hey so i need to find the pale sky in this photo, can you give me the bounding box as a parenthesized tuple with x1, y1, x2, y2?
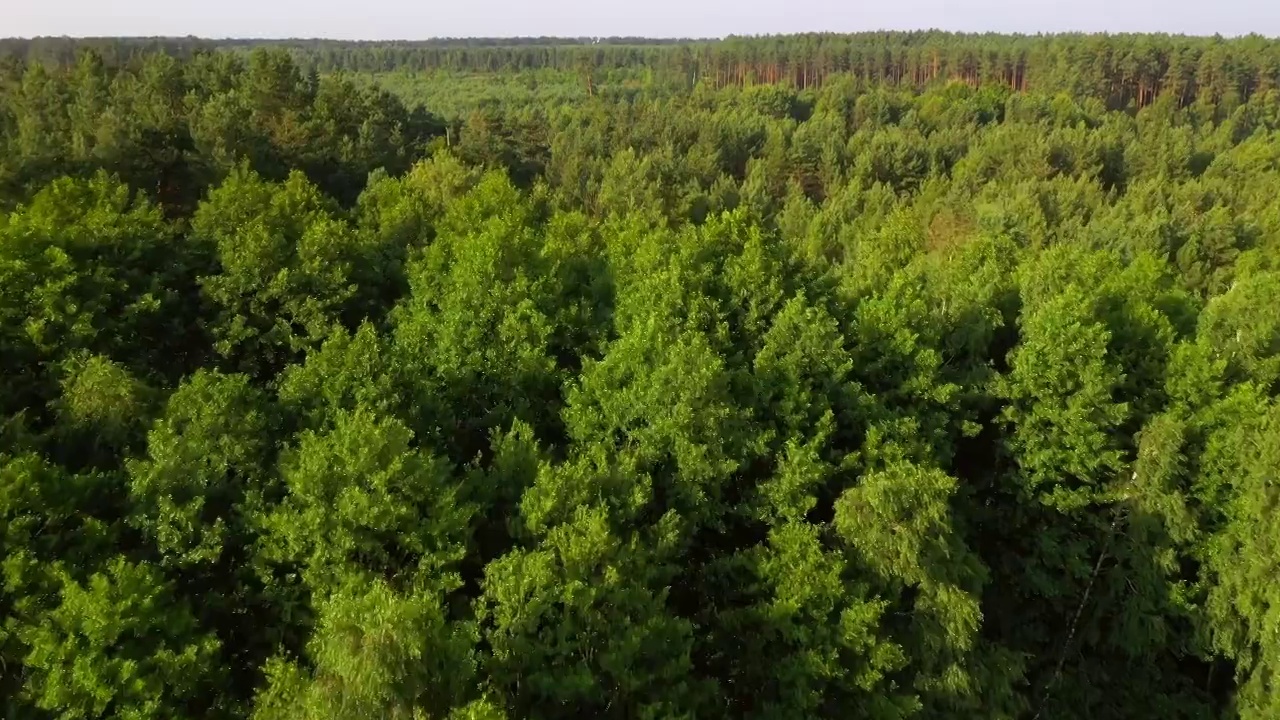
(6, 0, 1279, 39)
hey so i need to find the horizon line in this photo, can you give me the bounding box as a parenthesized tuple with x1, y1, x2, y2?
(2, 29, 1270, 43)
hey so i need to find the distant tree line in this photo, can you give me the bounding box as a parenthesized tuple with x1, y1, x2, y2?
(5, 32, 1280, 109)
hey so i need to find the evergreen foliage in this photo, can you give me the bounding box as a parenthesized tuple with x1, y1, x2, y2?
(2, 36, 1280, 718)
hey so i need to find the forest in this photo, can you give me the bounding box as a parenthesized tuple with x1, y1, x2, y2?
(1, 30, 1279, 719)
